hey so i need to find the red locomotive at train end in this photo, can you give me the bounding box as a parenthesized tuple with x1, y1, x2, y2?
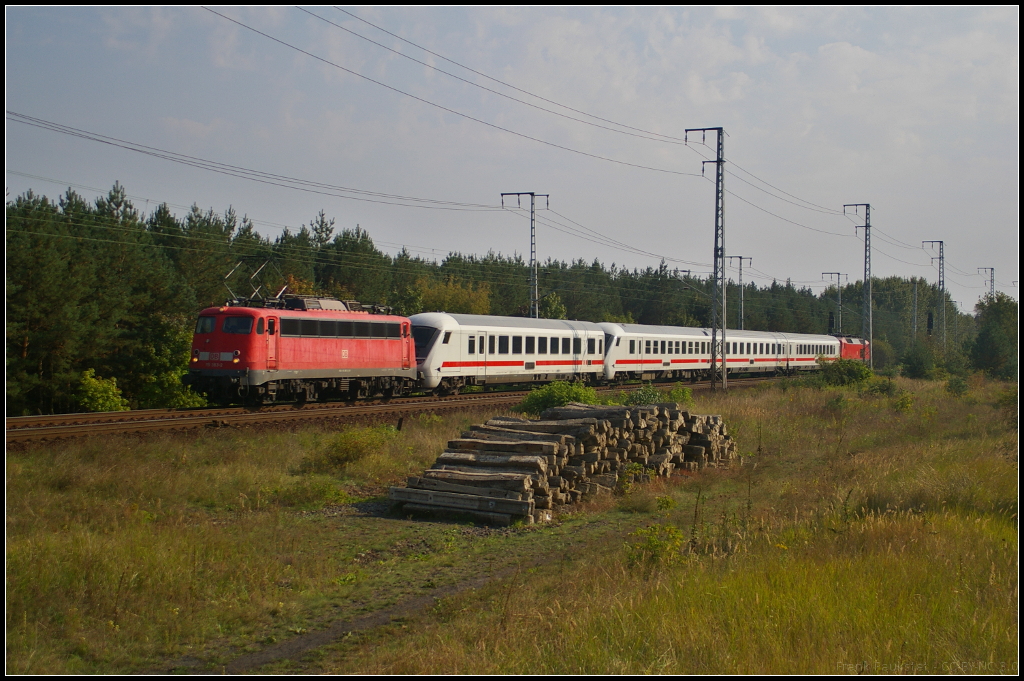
(183, 295, 416, 405)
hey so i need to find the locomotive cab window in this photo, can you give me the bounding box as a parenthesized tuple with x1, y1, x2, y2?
(442, 331, 451, 344)
(195, 316, 216, 334)
(256, 318, 265, 335)
(223, 317, 254, 335)
(267, 319, 276, 335)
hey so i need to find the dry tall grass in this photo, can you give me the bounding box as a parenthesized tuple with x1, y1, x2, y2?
(6, 409, 500, 673)
(303, 377, 1018, 675)
(7, 379, 1017, 674)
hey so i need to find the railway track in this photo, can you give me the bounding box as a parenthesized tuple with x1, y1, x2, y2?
(6, 376, 772, 445)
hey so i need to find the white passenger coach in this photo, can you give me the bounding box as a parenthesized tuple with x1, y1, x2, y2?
(598, 322, 842, 382)
(410, 313, 606, 394)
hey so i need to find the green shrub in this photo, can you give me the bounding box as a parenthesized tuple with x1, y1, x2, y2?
(624, 523, 684, 567)
(891, 392, 915, 413)
(820, 358, 872, 386)
(902, 342, 935, 379)
(297, 425, 400, 475)
(663, 382, 695, 407)
(865, 378, 899, 397)
(268, 476, 357, 508)
(945, 376, 969, 398)
(514, 380, 598, 415)
(137, 371, 207, 409)
(622, 382, 661, 406)
(824, 393, 848, 413)
(995, 386, 1017, 425)
(76, 368, 130, 412)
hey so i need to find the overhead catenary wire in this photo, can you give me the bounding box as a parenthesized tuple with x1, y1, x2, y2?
(6, 112, 504, 212)
(201, 7, 704, 179)
(332, 6, 691, 144)
(7, 197, 719, 302)
(6, 162, 710, 271)
(298, 6, 689, 147)
(7, 217, 725, 311)
(15, 206, 972, 321)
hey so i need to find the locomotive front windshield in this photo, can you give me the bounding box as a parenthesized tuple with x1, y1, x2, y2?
(412, 326, 440, 361)
(195, 316, 216, 334)
(222, 317, 255, 334)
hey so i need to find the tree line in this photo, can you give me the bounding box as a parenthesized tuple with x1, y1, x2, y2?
(6, 184, 1013, 415)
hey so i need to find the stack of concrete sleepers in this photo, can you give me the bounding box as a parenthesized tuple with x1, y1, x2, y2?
(388, 402, 737, 526)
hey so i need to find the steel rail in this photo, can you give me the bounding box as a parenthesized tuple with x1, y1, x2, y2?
(7, 377, 772, 445)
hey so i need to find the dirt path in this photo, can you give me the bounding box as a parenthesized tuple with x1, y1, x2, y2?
(149, 505, 636, 675)
(224, 560, 526, 673)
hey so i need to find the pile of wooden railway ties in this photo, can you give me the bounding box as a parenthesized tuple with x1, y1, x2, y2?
(389, 402, 738, 526)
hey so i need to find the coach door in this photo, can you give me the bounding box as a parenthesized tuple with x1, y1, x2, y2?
(266, 317, 278, 370)
(481, 332, 492, 382)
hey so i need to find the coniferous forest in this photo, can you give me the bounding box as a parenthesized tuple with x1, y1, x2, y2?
(6, 184, 1015, 415)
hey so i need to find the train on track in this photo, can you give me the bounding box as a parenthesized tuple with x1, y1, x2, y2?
(183, 296, 870, 405)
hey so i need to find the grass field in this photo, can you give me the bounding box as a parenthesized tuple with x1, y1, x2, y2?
(6, 376, 1018, 674)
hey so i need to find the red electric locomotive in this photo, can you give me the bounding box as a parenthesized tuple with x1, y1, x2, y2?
(836, 336, 871, 362)
(183, 296, 416, 405)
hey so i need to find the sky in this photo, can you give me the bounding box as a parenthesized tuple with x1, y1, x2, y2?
(6, 6, 1019, 313)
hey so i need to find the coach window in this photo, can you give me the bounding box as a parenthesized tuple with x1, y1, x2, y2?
(599, 339, 603, 354)
(468, 336, 476, 354)
(498, 336, 510, 354)
(629, 339, 635, 355)
(489, 335, 496, 354)
(256, 318, 265, 335)
(562, 338, 571, 354)
(587, 338, 595, 354)
(526, 336, 535, 354)
(512, 336, 522, 354)
(538, 337, 547, 354)
(645, 340, 651, 354)
(573, 338, 582, 355)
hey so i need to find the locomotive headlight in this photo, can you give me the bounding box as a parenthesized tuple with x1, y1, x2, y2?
(233, 350, 240, 363)
(233, 358, 240, 363)
(191, 356, 198, 363)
